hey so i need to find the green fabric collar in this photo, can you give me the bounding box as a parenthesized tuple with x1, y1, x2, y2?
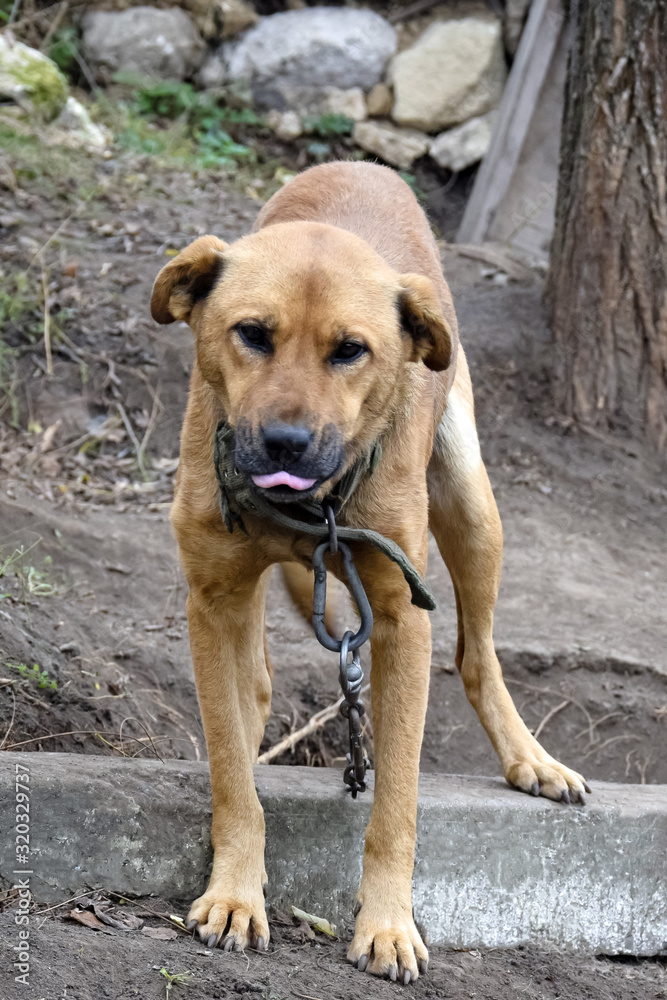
(213, 420, 436, 611)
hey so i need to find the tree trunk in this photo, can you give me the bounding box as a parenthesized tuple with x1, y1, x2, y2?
(546, 0, 667, 451)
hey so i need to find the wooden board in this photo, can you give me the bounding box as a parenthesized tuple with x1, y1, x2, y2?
(457, 0, 567, 265)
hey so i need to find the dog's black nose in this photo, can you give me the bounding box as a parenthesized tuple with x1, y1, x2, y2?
(262, 423, 311, 466)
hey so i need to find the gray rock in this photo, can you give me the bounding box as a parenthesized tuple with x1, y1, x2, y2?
(0, 34, 68, 122)
(195, 49, 228, 90)
(389, 17, 507, 132)
(353, 119, 430, 170)
(52, 96, 110, 151)
(312, 87, 366, 123)
(186, 0, 258, 43)
(267, 109, 303, 141)
(82, 6, 206, 82)
(227, 7, 396, 109)
(430, 111, 497, 172)
(366, 82, 393, 118)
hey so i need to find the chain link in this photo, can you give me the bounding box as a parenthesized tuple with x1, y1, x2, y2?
(339, 630, 368, 796)
(312, 507, 370, 797)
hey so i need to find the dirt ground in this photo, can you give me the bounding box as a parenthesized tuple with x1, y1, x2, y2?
(1, 131, 666, 996)
(2, 905, 666, 1000)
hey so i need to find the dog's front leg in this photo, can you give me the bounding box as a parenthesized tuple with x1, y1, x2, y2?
(346, 561, 431, 983)
(184, 564, 272, 952)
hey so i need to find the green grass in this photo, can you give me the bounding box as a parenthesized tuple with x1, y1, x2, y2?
(302, 112, 355, 138)
(105, 76, 264, 171)
(160, 968, 192, 997)
(0, 542, 58, 600)
(8, 662, 58, 691)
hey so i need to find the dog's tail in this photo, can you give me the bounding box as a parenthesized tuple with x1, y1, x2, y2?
(280, 562, 346, 639)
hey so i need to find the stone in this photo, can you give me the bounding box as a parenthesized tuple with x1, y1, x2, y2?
(226, 7, 396, 109)
(267, 109, 303, 141)
(315, 86, 366, 123)
(1, 752, 665, 955)
(195, 50, 227, 90)
(430, 111, 497, 172)
(52, 96, 110, 151)
(353, 119, 429, 171)
(366, 82, 393, 118)
(186, 0, 258, 43)
(389, 18, 507, 132)
(82, 6, 206, 82)
(0, 34, 68, 122)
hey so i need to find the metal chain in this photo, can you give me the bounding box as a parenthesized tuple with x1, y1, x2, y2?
(312, 506, 370, 797)
(338, 630, 368, 796)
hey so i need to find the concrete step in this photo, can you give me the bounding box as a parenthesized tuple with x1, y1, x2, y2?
(1, 753, 665, 955)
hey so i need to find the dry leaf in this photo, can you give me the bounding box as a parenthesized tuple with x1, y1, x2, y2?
(297, 919, 315, 942)
(66, 908, 107, 931)
(141, 926, 178, 941)
(117, 912, 144, 931)
(290, 906, 337, 938)
(91, 904, 142, 931)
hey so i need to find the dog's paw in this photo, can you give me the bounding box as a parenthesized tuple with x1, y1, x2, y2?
(506, 752, 591, 804)
(347, 902, 428, 984)
(186, 881, 269, 952)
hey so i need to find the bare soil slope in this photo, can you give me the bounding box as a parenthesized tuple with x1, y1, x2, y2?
(0, 139, 666, 998)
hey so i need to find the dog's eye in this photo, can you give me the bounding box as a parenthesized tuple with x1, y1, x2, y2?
(331, 341, 367, 364)
(236, 323, 272, 354)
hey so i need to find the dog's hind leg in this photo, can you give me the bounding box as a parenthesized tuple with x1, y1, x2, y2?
(427, 360, 589, 804)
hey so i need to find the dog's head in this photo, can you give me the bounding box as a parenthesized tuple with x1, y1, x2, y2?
(151, 222, 452, 501)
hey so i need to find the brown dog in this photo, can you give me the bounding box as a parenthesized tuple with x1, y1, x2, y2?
(151, 161, 589, 983)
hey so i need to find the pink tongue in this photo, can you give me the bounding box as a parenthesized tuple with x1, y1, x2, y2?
(252, 471, 317, 491)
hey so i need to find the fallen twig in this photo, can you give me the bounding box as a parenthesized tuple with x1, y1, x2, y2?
(33, 891, 101, 917)
(533, 699, 569, 741)
(40, 0, 68, 50)
(257, 684, 370, 764)
(3, 728, 164, 754)
(116, 401, 149, 481)
(582, 734, 641, 760)
(28, 212, 75, 271)
(41, 262, 53, 376)
(137, 384, 163, 475)
(572, 711, 623, 743)
(0, 686, 17, 750)
(575, 422, 639, 458)
(119, 715, 164, 762)
(505, 679, 595, 744)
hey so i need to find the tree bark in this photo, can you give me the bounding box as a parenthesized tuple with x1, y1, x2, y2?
(546, 0, 667, 451)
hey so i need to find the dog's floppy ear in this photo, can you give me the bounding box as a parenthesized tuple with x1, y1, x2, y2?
(397, 273, 452, 372)
(151, 235, 228, 325)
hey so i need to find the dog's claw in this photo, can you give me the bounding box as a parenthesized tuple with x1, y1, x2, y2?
(418, 958, 428, 975)
(256, 936, 266, 952)
(207, 933, 219, 949)
(560, 789, 570, 805)
(530, 781, 540, 796)
(223, 937, 235, 952)
(186, 919, 197, 931)
(356, 955, 368, 972)
(389, 964, 398, 982)
(403, 970, 411, 985)
(584, 781, 592, 794)
(353, 901, 361, 917)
